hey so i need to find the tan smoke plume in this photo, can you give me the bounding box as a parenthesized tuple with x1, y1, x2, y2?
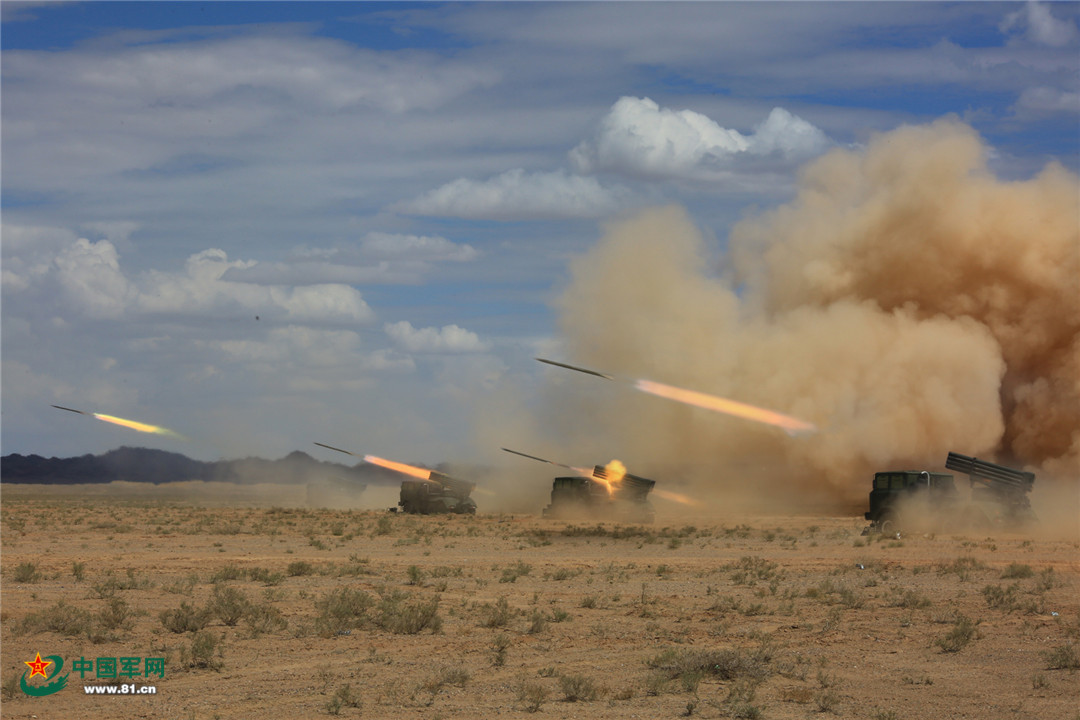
(545, 118, 1077, 510)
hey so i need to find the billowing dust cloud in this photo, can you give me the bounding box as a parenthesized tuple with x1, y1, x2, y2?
(518, 119, 1077, 516)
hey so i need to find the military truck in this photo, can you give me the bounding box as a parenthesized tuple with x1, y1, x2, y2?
(864, 452, 1035, 533)
(543, 464, 656, 524)
(863, 470, 957, 534)
(397, 471, 477, 515)
(313, 442, 478, 515)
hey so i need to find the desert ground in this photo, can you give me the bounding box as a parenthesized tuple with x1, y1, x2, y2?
(1, 482, 1077, 720)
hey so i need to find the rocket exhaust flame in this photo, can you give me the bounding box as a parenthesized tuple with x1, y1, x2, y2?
(503, 447, 624, 491)
(653, 488, 701, 507)
(314, 443, 439, 483)
(633, 379, 816, 435)
(535, 358, 816, 435)
(51, 405, 185, 439)
(503, 447, 702, 507)
(362, 455, 433, 481)
(592, 459, 626, 496)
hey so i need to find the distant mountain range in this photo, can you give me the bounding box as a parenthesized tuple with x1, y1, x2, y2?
(0, 446, 407, 486)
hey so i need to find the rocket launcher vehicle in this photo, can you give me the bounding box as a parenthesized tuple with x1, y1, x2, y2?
(315, 443, 476, 514)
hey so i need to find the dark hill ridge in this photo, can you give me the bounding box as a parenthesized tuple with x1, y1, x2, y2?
(0, 446, 406, 486)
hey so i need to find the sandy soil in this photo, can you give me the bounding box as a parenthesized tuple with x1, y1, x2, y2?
(1, 482, 1077, 720)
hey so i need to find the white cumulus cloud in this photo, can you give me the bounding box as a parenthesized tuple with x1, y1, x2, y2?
(570, 97, 830, 180)
(1001, 1, 1079, 47)
(384, 320, 491, 353)
(396, 169, 632, 220)
(1014, 86, 1080, 115)
(26, 235, 375, 324)
(54, 238, 133, 318)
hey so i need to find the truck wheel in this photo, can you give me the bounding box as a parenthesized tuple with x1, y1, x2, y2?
(879, 515, 898, 535)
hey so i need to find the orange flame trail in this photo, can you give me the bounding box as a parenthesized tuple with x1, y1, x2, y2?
(52, 405, 184, 439)
(92, 413, 181, 436)
(633, 379, 816, 435)
(363, 455, 434, 481)
(653, 488, 701, 507)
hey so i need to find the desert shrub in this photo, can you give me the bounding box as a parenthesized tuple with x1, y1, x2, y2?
(936, 614, 980, 652)
(492, 633, 511, 666)
(887, 588, 932, 609)
(1, 672, 19, 702)
(726, 556, 780, 585)
(816, 689, 841, 713)
(180, 630, 222, 671)
(376, 592, 441, 635)
(982, 583, 1021, 611)
(208, 584, 250, 626)
(209, 564, 245, 582)
(90, 576, 123, 599)
(326, 683, 361, 714)
(430, 565, 463, 578)
(417, 665, 469, 704)
(160, 602, 211, 634)
(286, 561, 314, 577)
(13, 562, 41, 583)
(500, 561, 533, 583)
(527, 610, 548, 634)
(314, 587, 374, 637)
(728, 702, 763, 719)
(725, 677, 761, 706)
(517, 679, 548, 712)
(812, 579, 864, 608)
(71, 561, 86, 582)
(244, 602, 286, 637)
(1041, 643, 1079, 671)
(22, 601, 93, 636)
(647, 645, 772, 684)
(248, 567, 284, 586)
(406, 565, 425, 585)
(477, 596, 513, 628)
(1035, 568, 1058, 593)
(1000, 563, 1034, 579)
(559, 673, 600, 702)
(97, 597, 132, 632)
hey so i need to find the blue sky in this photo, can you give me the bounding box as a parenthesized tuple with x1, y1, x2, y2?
(3, 1, 1078, 468)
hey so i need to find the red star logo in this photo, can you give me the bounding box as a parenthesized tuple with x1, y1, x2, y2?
(24, 653, 52, 679)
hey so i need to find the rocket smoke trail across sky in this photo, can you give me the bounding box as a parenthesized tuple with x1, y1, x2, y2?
(51, 405, 185, 439)
(535, 359, 817, 435)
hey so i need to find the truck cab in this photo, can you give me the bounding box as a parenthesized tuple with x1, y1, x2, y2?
(864, 470, 956, 533)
